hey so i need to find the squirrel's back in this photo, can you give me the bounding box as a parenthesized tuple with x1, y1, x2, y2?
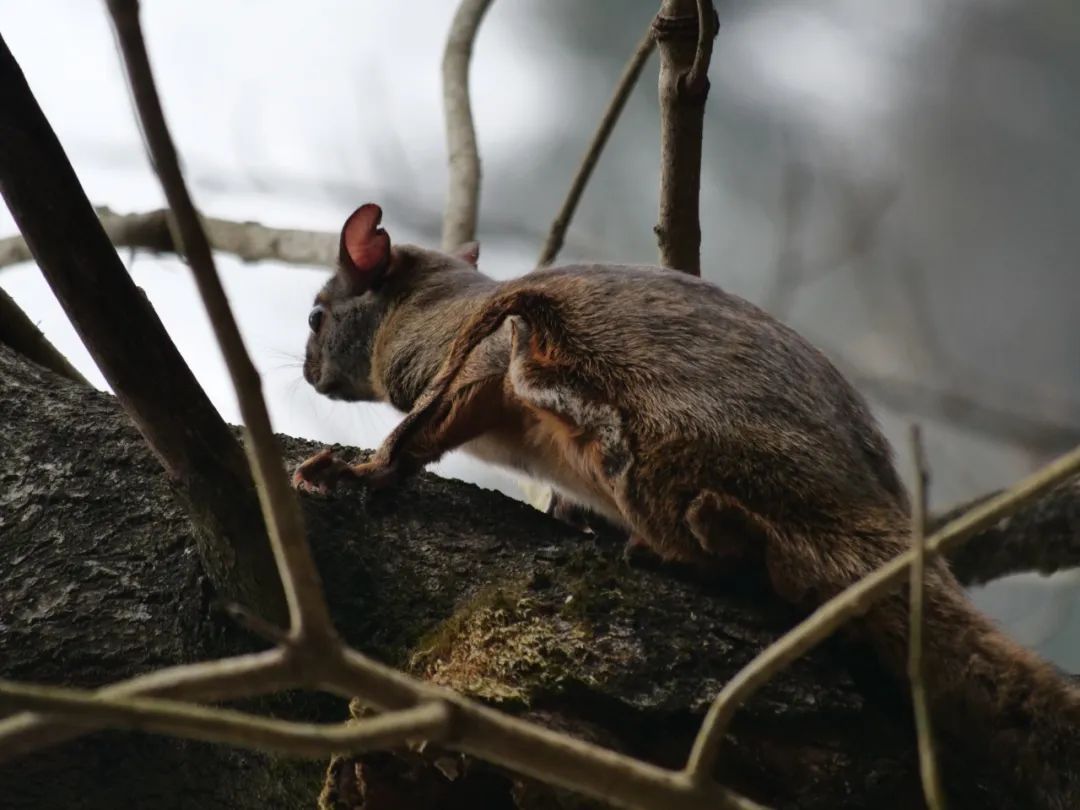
(510, 264, 908, 515)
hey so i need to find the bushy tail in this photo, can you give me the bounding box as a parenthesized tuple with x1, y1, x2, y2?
(766, 522, 1080, 808)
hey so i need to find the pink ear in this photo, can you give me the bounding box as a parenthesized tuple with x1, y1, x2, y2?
(339, 204, 392, 293)
(455, 241, 480, 267)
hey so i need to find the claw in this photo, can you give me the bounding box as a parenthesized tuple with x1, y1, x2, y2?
(292, 448, 352, 494)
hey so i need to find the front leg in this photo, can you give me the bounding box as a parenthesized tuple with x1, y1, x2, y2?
(292, 448, 402, 495)
(293, 374, 509, 495)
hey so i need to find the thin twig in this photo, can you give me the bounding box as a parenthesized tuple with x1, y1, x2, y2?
(684, 442, 1080, 783)
(0, 681, 452, 759)
(537, 25, 656, 267)
(441, 0, 494, 250)
(0, 649, 291, 763)
(224, 602, 291, 646)
(105, 0, 331, 640)
(683, 0, 715, 96)
(908, 425, 947, 809)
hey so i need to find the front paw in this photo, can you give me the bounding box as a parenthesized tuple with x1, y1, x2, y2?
(292, 448, 354, 495)
(292, 449, 402, 495)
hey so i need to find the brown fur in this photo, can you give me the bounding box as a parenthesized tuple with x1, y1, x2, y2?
(296, 212, 1080, 806)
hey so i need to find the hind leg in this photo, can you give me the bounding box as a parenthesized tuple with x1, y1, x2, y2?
(686, 490, 773, 563)
(501, 315, 632, 529)
(608, 456, 776, 575)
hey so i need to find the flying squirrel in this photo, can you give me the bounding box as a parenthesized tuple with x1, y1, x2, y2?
(293, 203, 1080, 806)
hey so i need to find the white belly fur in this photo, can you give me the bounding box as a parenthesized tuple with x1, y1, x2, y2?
(461, 432, 628, 529)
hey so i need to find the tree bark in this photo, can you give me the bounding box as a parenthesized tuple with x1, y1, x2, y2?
(0, 345, 1074, 809)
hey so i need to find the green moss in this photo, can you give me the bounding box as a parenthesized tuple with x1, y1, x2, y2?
(409, 583, 525, 670)
(406, 578, 602, 705)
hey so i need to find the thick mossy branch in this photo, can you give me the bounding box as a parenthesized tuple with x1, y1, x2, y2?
(3, 346, 1074, 808)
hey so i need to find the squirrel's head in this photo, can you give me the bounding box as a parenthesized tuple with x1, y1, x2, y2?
(302, 203, 480, 402)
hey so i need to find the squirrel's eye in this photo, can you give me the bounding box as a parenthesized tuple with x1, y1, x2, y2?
(308, 305, 326, 333)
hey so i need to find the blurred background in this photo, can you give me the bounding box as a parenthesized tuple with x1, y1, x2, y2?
(1, 0, 1077, 665)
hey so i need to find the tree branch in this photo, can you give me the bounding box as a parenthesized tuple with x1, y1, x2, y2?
(942, 477, 1080, 585)
(537, 25, 656, 267)
(683, 0, 715, 96)
(907, 426, 946, 810)
(0, 207, 336, 271)
(0, 649, 293, 762)
(0, 286, 89, 385)
(3, 344, 1073, 808)
(652, 0, 716, 275)
(0, 32, 285, 622)
(106, 0, 330, 639)
(685, 442, 1080, 782)
(0, 680, 452, 759)
(441, 0, 494, 250)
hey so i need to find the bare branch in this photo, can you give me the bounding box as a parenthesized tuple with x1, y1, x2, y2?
(537, 25, 656, 267)
(907, 426, 946, 810)
(683, 0, 716, 96)
(0, 230, 32, 267)
(0, 680, 452, 759)
(0, 286, 89, 385)
(0, 649, 292, 762)
(0, 207, 336, 271)
(941, 476, 1080, 585)
(653, 0, 717, 275)
(0, 32, 285, 621)
(684, 442, 1080, 783)
(105, 0, 331, 640)
(224, 602, 291, 646)
(441, 0, 494, 250)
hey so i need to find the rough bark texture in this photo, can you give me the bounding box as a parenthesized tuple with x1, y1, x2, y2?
(942, 481, 1080, 586)
(0, 345, 1074, 809)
